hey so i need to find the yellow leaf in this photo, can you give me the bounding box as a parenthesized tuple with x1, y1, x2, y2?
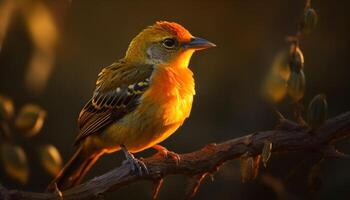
(262, 73, 288, 103)
(0, 0, 16, 52)
(262, 141, 273, 168)
(1, 143, 29, 184)
(262, 50, 294, 103)
(0, 95, 14, 120)
(252, 155, 261, 179)
(39, 144, 62, 176)
(15, 104, 46, 137)
(240, 153, 260, 182)
(21, 0, 58, 94)
(271, 50, 291, 81)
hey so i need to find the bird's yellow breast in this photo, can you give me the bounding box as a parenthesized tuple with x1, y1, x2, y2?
(97, 65, 195, 153)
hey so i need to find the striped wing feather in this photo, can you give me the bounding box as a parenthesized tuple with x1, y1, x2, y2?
(75, 61, 153, 144)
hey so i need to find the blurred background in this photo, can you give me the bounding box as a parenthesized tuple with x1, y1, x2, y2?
(0, 0, 350, 199)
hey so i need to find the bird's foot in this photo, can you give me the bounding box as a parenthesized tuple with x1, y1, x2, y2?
(121, 145, 148, 176)
(122, 155, 148, 176)
(153, 145, 180, 165)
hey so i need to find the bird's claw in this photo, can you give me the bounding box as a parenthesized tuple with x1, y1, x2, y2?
(162, 150, 180, 165)
(122, 154, 149, 176)
(153, 145, 180, 165)
(120, 144, 149, 176)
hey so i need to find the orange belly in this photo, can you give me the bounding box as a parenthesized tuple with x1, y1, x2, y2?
(87, 66, 195, 153)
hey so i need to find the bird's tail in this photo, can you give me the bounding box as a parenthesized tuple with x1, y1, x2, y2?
(47, 146, 100, 192)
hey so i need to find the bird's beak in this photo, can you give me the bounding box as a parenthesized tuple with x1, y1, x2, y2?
(184, 37, 216, 50)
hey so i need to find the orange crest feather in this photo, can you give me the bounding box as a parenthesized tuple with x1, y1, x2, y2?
(154, 21, 193, 42)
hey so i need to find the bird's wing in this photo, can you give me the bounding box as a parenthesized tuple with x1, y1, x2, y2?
(75, 61, 154, 144)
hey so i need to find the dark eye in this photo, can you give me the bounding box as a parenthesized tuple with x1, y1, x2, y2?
(162, 38, 177, 49)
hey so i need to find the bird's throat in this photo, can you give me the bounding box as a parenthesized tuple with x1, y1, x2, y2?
(173, 50, 195, 68)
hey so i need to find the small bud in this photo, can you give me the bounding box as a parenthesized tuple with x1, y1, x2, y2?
(0, 95, 14, 120)
(1, 143, 29, 184)
(39, 144, 63, 176)
(301, 8, 318, 34)
(262, 141, 273, 168)
(289, 47, 304, 73)
(307, 94, 328, 130)
(15, 104, 46, 137)
(287, 71, 306, 102)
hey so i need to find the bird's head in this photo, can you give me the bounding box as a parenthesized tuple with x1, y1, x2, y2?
(125, 21, 215, 68)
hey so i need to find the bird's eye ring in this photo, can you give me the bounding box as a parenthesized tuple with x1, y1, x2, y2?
(162, 38, 177, 49)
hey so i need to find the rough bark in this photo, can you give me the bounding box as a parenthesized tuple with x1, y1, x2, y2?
(1, 111, 350, 200)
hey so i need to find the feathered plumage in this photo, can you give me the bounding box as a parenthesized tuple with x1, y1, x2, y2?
(75, 62, 154, 144)
(48, 21, 215, 192)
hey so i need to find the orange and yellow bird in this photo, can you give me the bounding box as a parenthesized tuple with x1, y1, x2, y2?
(48, 21, 215, 191)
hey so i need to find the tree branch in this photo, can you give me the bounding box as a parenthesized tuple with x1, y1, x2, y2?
(2, 111, 350, 200)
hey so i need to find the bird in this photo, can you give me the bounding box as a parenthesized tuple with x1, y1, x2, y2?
(47, 21, 215, 191)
